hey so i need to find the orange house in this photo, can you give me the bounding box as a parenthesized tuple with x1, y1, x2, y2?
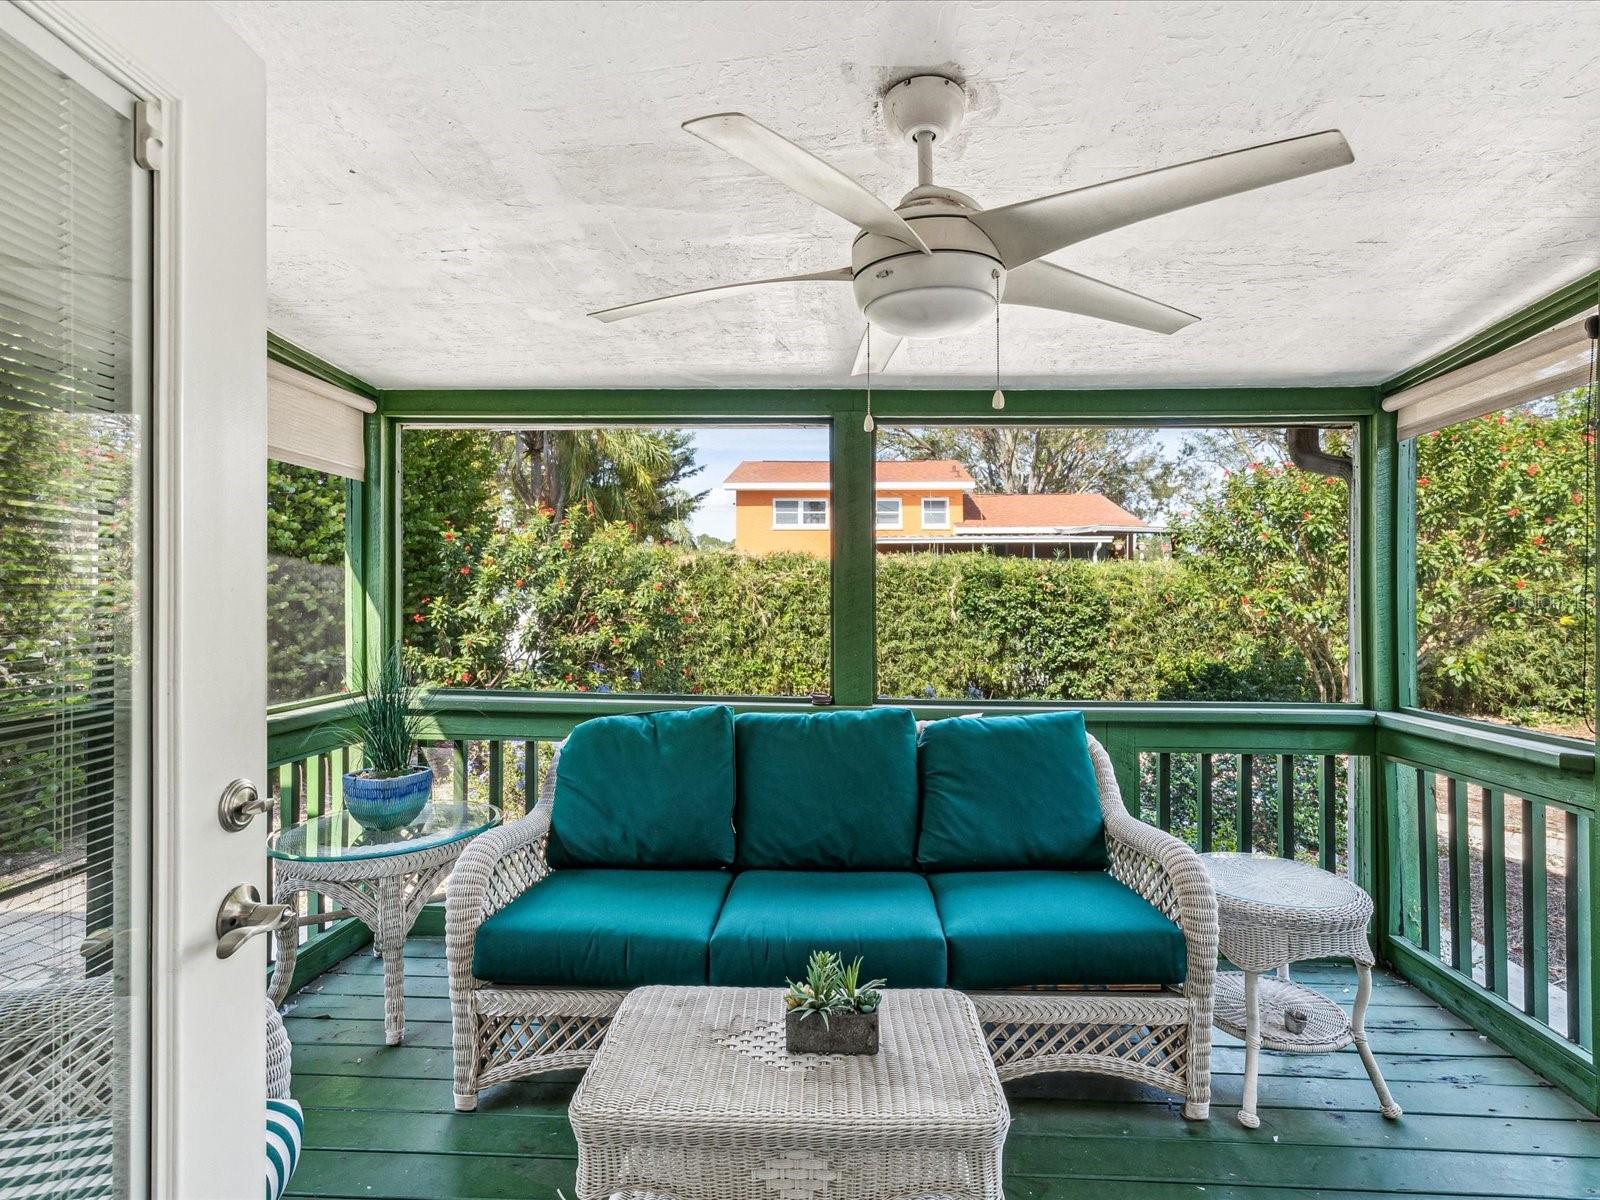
(723, 460, 1156, 560)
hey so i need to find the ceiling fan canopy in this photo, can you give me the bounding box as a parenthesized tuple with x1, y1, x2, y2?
(589, 74, 1355, 372)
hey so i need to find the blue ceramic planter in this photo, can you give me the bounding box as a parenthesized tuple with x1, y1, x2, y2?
(343, 766, 432, 831)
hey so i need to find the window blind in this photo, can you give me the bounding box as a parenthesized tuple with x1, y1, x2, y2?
(1383, 313, 1594, 439)
(267, 359, 376, 479)
(0, 19, 141, 1194)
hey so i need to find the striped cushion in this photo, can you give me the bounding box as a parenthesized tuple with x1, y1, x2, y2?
(266, 1098, 304, 1200)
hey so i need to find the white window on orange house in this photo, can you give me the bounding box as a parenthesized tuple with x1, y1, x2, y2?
(921, 496, 950, 528)
(774, 498, 828, 528)
(875, 497, 902, 529)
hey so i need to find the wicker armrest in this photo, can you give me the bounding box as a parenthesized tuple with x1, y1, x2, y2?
(1087, 738, 1218, 996)
(446, 754, 559, 991)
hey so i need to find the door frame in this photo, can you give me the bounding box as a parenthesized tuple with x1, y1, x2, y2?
(12, 3, 269, 1196)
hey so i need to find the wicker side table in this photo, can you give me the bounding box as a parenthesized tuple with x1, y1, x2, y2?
(1198, 852, 1402, 1129)
(569, 986, 1010, 1200)
(268, 802, 498, 1045)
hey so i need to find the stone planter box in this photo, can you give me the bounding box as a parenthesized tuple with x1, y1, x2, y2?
(785, 1008, 880, 1055)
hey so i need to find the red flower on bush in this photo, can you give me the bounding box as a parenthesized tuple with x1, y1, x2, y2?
(443, 531, 455, 541)
(412, 613, 423, 624)
(459, 671, 472, 684)
(1416, 476, 1430, 488)
(1514, 579, 1528, 590)
(515, 578, 525, 588)
(459, 565, 470, 575)
(1533, 535, 1546, 546)
(1507, 506, 1521, 517)
(1526, 464, 1539, 476)
(1572, 492, 1584, 505)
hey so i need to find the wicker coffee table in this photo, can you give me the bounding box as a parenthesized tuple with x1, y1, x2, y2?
(1199, 852, 1402, 1129)
(568, 986, 1010, 1200)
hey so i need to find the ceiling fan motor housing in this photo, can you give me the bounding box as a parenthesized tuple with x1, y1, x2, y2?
(851, 200, 1005, 337)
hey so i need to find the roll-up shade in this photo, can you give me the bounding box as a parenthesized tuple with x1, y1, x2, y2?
(1383, 314, 1594, 439)
(267, 358, 377, 479)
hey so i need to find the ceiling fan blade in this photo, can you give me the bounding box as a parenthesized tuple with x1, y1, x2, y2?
(1002, 261, 1198, 335)
(588, 266, 851, 323)
(972, 130, 1353, 268)
(683, 113, 930, 254)
(850, 328, 905, 376)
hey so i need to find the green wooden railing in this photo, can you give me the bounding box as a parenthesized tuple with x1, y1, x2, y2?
(266, 700, 371, 990)
(1377, 712, 1596, 1106)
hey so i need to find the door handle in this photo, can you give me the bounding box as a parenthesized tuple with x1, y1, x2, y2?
(215, 883, 292, 959)
(218, 778, 272, 832)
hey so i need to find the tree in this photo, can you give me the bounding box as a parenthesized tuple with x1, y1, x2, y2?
(1174, 461, 1352, 702)
(266, 462, 349, 702)
(877, 426, 1198, 517)
(503, 428, 706, 539)
(1412, 394, 1591, 723)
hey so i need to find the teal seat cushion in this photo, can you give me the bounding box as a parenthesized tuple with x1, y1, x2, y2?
(472, 870, 731, 987)
(734, 709, 919, 869)
(930, 870, 1186, 989)
(709, 871, 947, 987)
(916, 710, 1107, 870)
(548, 705, 735, 868)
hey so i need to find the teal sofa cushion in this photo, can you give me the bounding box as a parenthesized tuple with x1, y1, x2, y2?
(916, 710, 1107, 870)
(709, 871, 947, 987)
(547, 706, 735, 868)
(472, 869, 731, 987)
(930, 870, 1186, 989)
(734, 709, 919, 870)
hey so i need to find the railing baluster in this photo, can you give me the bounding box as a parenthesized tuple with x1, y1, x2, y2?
(1418, 769, 1439, 955)
(1318, 755, 1337, 872)
(1565, 810, 1591, 1047)
(1198, 754, 1214, 853)
(1522, 798, 1548, 1021)
(453, 739, 469, 804)
(1482, 787, 1507, 998)
(291, 759, 308, 826)
(489, 739, 504, 811)
(1237, 754, 1253, 853)
(1276, 755, 1294, 859)
(1156, 753, 1172, 834)
(1447, 777, 1471, 976)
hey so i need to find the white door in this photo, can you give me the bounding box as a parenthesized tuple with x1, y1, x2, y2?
(0, 3, 267, 1197)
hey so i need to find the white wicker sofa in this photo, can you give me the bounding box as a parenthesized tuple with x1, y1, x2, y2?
(446, 708, 1217, 1117)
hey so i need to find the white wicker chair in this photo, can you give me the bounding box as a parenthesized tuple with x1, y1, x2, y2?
(446, 733, 1217, 1118)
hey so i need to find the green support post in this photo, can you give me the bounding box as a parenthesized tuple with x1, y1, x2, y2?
(829, 406, 876, 706)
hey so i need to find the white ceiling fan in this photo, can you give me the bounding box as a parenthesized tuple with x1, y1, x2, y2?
(589, 75, 1354, 375)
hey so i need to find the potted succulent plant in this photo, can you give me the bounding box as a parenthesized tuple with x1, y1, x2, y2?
(340, 647, 431, 832)
(783, 950, 885, 1055)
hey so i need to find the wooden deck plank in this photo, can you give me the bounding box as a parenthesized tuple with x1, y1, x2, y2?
(282, 939, 1600, 1200)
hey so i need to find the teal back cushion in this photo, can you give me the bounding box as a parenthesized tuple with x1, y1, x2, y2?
(916, 710, 1107, 870)
(547, 706, 736, 868)
(734, 708, 919, 869)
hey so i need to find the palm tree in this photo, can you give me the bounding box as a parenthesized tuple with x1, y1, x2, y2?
(504, 428, 704, 540)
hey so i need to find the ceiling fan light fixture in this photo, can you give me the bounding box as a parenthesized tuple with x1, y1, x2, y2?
(863, 284, 995, 338)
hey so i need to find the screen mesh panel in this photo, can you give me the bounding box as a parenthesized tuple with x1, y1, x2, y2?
(0, 24, 142, 1199)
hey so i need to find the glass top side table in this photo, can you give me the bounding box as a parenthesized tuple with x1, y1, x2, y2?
(268, 802, 499, 1044)
(1198, 852, 1402, 1129)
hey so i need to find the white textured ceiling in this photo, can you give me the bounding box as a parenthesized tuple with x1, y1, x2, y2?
(213, 1, 1599, 391)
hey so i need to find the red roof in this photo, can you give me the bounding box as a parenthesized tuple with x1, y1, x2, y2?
(724, 459, 974, 486)
(962, 493, 1148, 530)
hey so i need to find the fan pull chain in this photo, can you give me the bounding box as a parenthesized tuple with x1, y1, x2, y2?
(991, 268, 1006, 411)
(862, 323, 875, 433)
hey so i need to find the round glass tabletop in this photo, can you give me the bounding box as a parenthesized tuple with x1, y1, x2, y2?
(268, 802, 500, 863)
(1197, 851, 1362, 911)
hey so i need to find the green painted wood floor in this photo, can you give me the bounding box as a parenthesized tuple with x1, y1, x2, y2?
(283, 939, 1600, 1199)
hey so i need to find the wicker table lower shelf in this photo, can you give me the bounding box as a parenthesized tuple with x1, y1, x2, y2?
(568, 986, 1011, 1200)
(1213, 973, 1353, 1053)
